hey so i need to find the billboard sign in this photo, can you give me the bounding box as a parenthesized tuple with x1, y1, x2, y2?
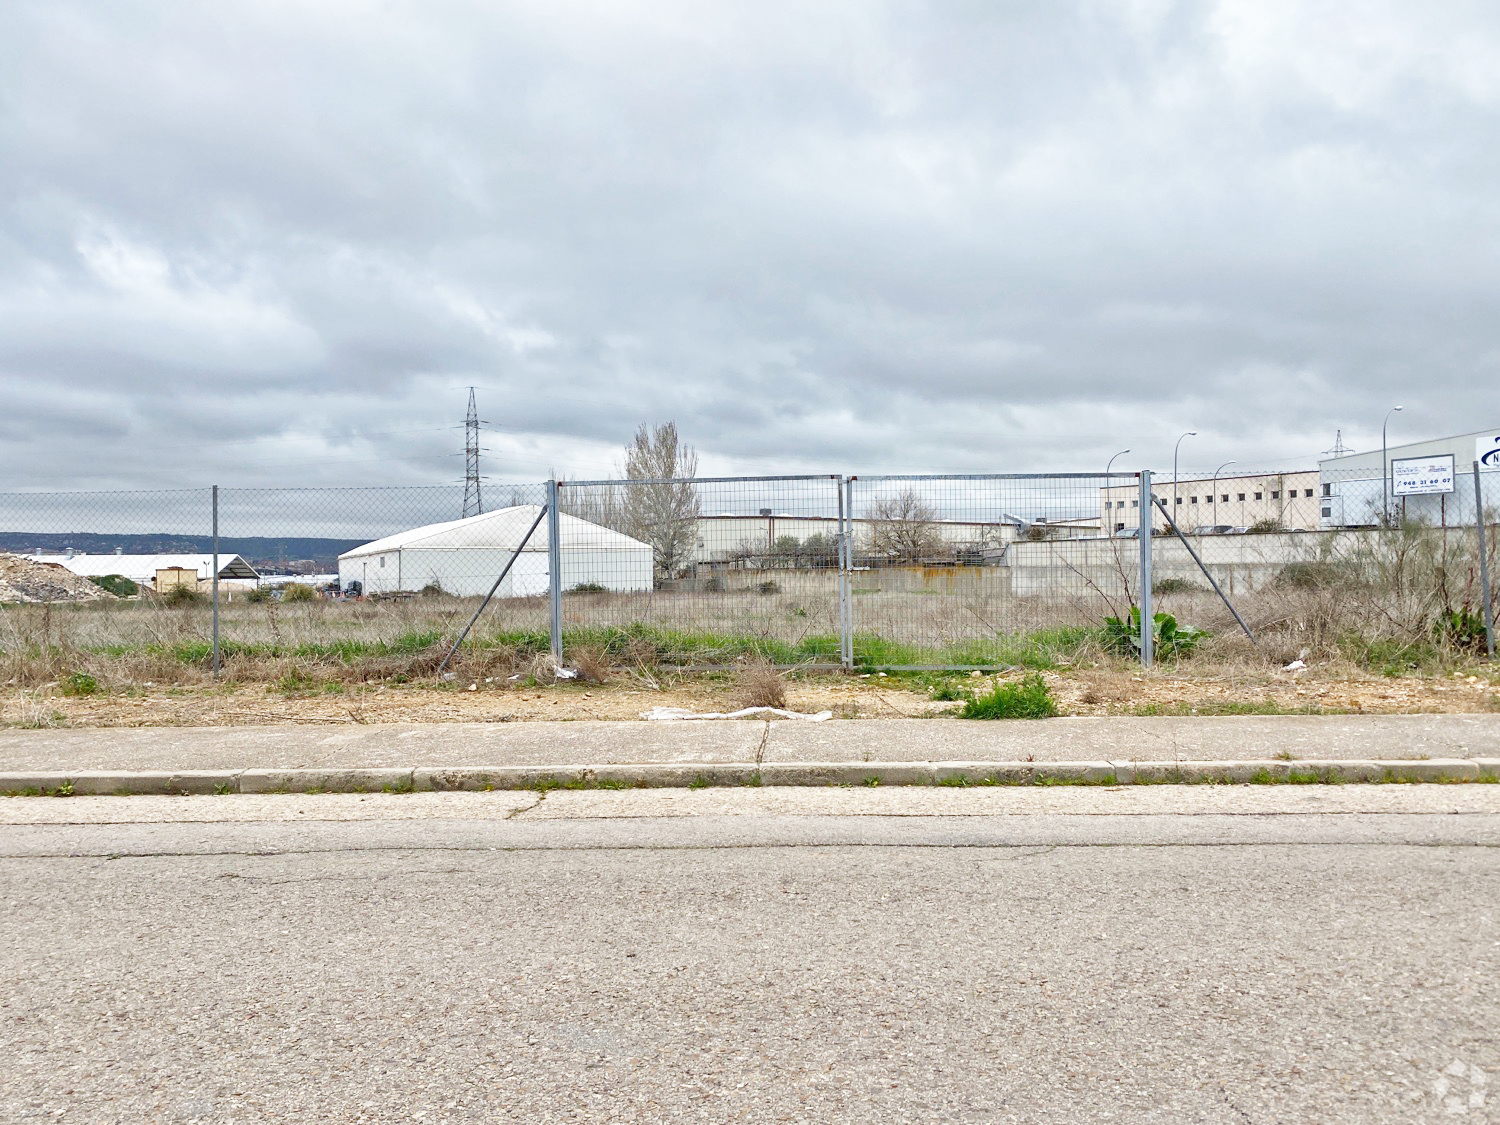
(1478, 433, 1500, 468)
(1392, 455, 1455, 496)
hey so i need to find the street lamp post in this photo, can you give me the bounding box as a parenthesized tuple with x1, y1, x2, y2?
(1212, 461, 1237, 525)
(1382, 406, 1404, 527)
(1105, 449, 1131, 534)
(1173, 432, 1197, 523)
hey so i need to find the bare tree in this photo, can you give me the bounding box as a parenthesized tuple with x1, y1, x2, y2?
(866, 487, 946, 562)
(558, 481, 628, 534)
(623, 422, 701, 580)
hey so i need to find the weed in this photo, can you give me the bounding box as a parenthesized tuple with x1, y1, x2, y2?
(741, 772, 763, 787)
(381, 777, 415, 794)
(1273, 749, 1297, 761)
(1152, 577, 1200, 595)
(927, 679, 971, 703)
(213, 782, 233, 795)
(959, 673, 1059, 720)
(162, 585, 207, 607)
(596, 778, 630, 790)
(937, 773, 970, 787)
(61, 672, 99, 697)
(736, 658, 786, 710)
(53, 780, 74, 797)
(530, 777, 563, 793)
(1034, 774, 1118, 787)
(862, 775, 881, 787)
(688, 773, 713, 790)
(1103, 607, 1205, 659)
(282, 583, 317, 603)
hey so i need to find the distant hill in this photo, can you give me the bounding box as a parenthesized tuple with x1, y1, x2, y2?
(0, 533, 365, 570)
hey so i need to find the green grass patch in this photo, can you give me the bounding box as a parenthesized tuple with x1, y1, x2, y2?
(61, 672, 99, 697)
(959, 673, 1059, 720)
(1131, 700, 1349, 717)
(853, 626, 1098, 671)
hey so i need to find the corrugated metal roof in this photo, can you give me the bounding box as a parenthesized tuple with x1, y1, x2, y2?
(24, 554, 261, 582)
(339, 505, 651, 559)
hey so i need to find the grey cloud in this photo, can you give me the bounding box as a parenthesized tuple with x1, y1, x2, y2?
(2, 0, 1499, 493)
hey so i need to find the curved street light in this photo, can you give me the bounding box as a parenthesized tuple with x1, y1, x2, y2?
(1105, 449, 1131, 534)
(1382, 406, 1404, 527)
(1212, 461, 1237, 525)
(1173, 432, 1197, 519)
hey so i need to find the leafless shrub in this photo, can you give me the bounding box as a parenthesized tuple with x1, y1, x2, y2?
(569, 645, 611, 684)
(736, 657, 786, 710)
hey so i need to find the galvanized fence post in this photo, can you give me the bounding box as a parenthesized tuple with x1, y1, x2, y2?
(1475, 461, 1495, 658)
(1138, 470, 1153, 669)
(547, 479, 563, 666)
(837, 475, 852, 669)
(211, 484, 220, 677)
(843, 476, 856, 668)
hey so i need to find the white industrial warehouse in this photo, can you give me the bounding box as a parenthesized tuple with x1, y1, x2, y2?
(338, 505, 653, 597)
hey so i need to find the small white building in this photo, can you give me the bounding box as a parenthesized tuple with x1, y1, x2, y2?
(338, 505, 653, 597)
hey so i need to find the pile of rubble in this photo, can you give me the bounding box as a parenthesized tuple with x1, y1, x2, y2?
(0, 554, 117, 603)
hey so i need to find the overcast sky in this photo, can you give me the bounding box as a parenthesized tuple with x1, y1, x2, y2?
(4, 0, 1499, 491)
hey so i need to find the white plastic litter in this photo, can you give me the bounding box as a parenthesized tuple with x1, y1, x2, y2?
(1283, 659, 1307, 671)
(641, 706, 833, 722)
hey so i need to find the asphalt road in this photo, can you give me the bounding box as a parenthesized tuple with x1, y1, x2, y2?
(2, 790, 1497, 1123)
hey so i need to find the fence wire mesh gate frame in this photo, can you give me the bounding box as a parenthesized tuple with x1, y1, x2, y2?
(843, 472, 1145, 670)
(4, 465, 1495, 674)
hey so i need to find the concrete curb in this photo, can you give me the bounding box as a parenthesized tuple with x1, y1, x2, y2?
(1, 759, 1497, 796)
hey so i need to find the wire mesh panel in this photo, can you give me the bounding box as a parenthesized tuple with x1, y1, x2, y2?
(0, 487, 214, 596)
(847, 474, 1141, 668)
(216, 484, 553, 655)
(556, 475, 845, 667)
(0, 489, 218, 680)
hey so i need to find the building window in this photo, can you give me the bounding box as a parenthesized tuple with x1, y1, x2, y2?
(1254, 492, 1263, 500)
(1237, 493, 1246, 501)
(1115, 522, 1125, 532)
(1117, 500, 1125, 509)
(1191, 496, 1199, 503)
(1304, 488, 1314, 497)
(1321, 508, 1331, 518)
(379, 557, 386, 568)
(1322, 483, 1331, 497)
(1131, 500, 1138, 508)
(1270, 491, 1280, 499)
(1176, 497, 1183, 504)
(1221, 493, 1229, 502)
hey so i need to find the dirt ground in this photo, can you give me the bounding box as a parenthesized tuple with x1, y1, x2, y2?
(4, 663, 1498, 728)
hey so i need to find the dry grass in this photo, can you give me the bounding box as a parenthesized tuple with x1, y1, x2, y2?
(735, 657, 787, 710)
(568, 645, 611, 684)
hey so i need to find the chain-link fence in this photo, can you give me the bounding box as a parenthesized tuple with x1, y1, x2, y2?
(846, 474, 1140, 667)
(556, 475, 846, 667)
(1, 465, 1494, 675)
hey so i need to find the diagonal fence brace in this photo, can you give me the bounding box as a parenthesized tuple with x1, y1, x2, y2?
(437, 503, 550, 675)
(1152, 497, 1256, 644)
